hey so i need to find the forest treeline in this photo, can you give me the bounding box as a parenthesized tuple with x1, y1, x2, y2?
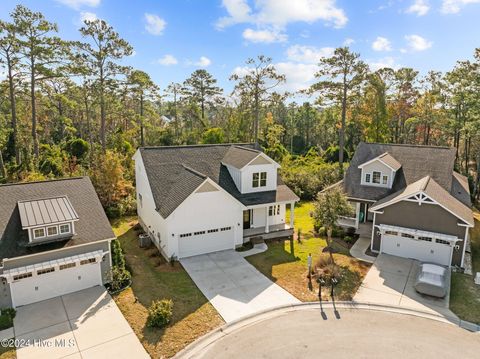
(1, 5, 479, 216)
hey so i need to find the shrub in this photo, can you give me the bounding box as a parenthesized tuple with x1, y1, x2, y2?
(345, 227, 356, 236)
(314, 254, 342, 283)
(146, 299, 173, 328)
(0, 308, 16, 330)
(111, 239, 126, 269)
(108, 266, 131, 292)
(332, 227, 345, 238)
(344, 235, 353, 243)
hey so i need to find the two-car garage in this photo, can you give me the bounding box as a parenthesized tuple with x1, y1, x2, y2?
(378, 224, 457, 266)
(4, 250, 104, 308)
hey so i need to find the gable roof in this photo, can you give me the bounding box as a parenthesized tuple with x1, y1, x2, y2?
(138, 143, 299, 218)
(370, 176, 474, 226)
(345, 142, 458, 202)
(358, 152, 402, 171)
(0, 177, 115, 261)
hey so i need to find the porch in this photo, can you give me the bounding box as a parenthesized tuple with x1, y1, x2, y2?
(243, 223, 294, 241)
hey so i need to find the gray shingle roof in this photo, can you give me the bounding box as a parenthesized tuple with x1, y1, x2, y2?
(139, 143, 299, 218)
(344, 142, 458, 201)
(0, 177, 115, 261)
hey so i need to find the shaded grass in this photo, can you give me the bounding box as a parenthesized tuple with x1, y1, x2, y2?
(0, 347, 15, 359)
(248, 201, 371, 302)
(111, 218, 224, 358)
(450, 211, 480, 324)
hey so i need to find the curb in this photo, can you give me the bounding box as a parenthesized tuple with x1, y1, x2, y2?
(174, 301, 480, 359)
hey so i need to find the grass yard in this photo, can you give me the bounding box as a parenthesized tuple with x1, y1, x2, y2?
(248, 201, 371, 301)
(111, 217, 224, 358)
(0, 347, 15, 359)
(450, 210, 480, 324)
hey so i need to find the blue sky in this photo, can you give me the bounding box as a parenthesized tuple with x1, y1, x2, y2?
(1, 0, 480, 98)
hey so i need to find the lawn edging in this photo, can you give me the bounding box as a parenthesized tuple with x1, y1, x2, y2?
(174, 301, 480, 359)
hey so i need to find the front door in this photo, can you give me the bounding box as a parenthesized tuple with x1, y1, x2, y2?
(243, 210, 251, 229)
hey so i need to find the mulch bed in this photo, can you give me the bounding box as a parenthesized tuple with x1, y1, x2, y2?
(365, 245, 379, 257)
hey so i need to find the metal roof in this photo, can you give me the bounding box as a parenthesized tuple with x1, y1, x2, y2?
(18, 196, 79, 229)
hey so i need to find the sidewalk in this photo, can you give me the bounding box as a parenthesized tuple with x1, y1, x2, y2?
(350, 236, 376, 263)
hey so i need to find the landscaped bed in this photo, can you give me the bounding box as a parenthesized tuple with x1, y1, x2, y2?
(110, 217, 224, 358)
(450, 211, 480, 324)
(247, 201, 371, 301)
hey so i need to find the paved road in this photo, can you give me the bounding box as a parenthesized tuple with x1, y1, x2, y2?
(180, 250, 300, 322)
(192, 308, 480, 359)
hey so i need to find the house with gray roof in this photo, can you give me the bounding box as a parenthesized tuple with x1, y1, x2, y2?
(0, 177, 114, 308)
(133, 143, 299, 259)
(340, 142, 473, 268)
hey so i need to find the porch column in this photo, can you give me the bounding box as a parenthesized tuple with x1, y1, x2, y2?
(355, 202, 360, 229)
(290, 202, 295, 228)
(265, 206, 270, 233)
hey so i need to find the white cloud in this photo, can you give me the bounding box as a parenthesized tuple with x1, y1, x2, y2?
(55, 0, 100, 10)
(157, 54, 178, 66)
(372, 36, 392, 51)
(79, 11, 97, 23)
(242, 28, 287, 43)
(441, 0, 480, 13)
(144, 13, 166, 35)
(343, 38, 355, 46)
(186, 56, 212, 67)
(406, 0, 430, 16)
(286, 45, 334, 63)
(368, 56, 399, 71)
(405, 34, 432, 51)
(216, 0, 348, 29)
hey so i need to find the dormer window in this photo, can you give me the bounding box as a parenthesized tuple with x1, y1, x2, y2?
(365, 173, 371, 183)
(33, 228, 45, 239)
(382, 175, 388, 185)
(252, 172, 267, 188)
(372, 171, 381, 184)
(59, 223, 71, 234)
(47, 226, 58, 236)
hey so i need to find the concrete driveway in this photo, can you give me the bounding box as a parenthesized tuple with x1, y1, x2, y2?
(13, 286, 149, 359)
(354, 253, 453, 316)
(180, 250, 300, 322)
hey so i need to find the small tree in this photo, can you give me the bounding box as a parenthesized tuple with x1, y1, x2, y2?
(312, 187, 351, 260)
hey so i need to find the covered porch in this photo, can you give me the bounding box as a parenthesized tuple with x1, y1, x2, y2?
(242, 201, 296, 241)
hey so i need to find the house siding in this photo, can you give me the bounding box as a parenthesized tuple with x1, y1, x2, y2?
(360, 160, 394, 188)
(373, 200, 466, 266)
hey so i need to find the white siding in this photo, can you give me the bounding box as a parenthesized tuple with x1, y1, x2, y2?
(251, 204, 286, 228)
(225, 164, 242, 191)
(360, 160, 394, 188)
(241, 164, 278, 193)
(134, 152, 169, 256)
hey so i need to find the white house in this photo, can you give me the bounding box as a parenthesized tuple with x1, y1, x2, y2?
(133, 143, 299, 259)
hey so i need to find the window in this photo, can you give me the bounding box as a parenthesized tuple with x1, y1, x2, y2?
(80, 258, 96, 265)
(194, 231, 206, 236)
(418, 236, 432, 242)
(60, 262, 76, 270)
(372, 171, 381, 184)
(260, 172, 267, 186)
(207, 228, 219, 233)
(59, 224, 70, 234)
(401, 233, 415, 239)
(365, 173, 371, 183)
(382, 175, 388, 185)
(252, 173, 259, 188)
(276, 205, 280, 215)
(37, 267, 55, 275)
(269, 205, 280, 216)
(269, 206, 273, 216)
(179, 233, 192, 238)
(13, 272, 32, 281)
(385, 231, 398, 236)
(138, 193, 143, 208)
(33, 228, 45, 239)
(220, 227, 231, 231)
(47, 226, 58, 236)
(436, 239, 450, 245)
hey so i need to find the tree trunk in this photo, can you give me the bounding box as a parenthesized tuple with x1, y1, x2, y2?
(6, 54, 19, 164)
(30, 58, 39, 161)
(326, 228, 334, 263)
(254, 91, 259, 144)
(140, 92, 145, 147)
(0, 149, 6, 179)
(100, 69, 106, 152)
(339, 78, 347, 176)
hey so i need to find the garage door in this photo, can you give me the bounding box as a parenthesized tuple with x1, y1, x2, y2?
(380, 226, 454, 266)
(178, 226, 234, 258)
(9, 256, 103, 307)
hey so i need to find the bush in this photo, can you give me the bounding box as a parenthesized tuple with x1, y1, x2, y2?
(343, 235, 353, 243)
(345, 227, 356, 236)
(108, 266, 131, 292)
(111, 239, 126, 269)
(332, 227, 345, 238)
(0, 308, 16, 330)
(146, 299, 173, 328)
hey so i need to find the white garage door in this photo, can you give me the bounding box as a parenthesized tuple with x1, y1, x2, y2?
(178, 227, 234, 258)
(10, 258, 102, 307)
(380, 226, 454, 266)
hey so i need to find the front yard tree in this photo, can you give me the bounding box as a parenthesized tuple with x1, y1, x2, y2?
(310, 47, 368, 175)
(312, 187, 351, 260)
(13, 4, 66, 161)
(78, 19, 133, 152)
(230, 55, 285, 143)
(182, 69, 222, 127)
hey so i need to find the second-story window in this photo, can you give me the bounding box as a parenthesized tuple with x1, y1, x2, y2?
(372, 171, 381, 184)
(252, 172, 267, 188)
(365, 173, 371, 183)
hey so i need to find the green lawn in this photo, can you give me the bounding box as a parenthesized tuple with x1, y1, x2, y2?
(111, 217, 224, 358)
(248, 201, 371, 301)
(450, 211, 480, 324)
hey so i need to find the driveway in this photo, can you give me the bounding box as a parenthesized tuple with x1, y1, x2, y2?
(13, 286, 149, 359)
(180, 250, 300, 322)
(354, 253, 453, 316)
